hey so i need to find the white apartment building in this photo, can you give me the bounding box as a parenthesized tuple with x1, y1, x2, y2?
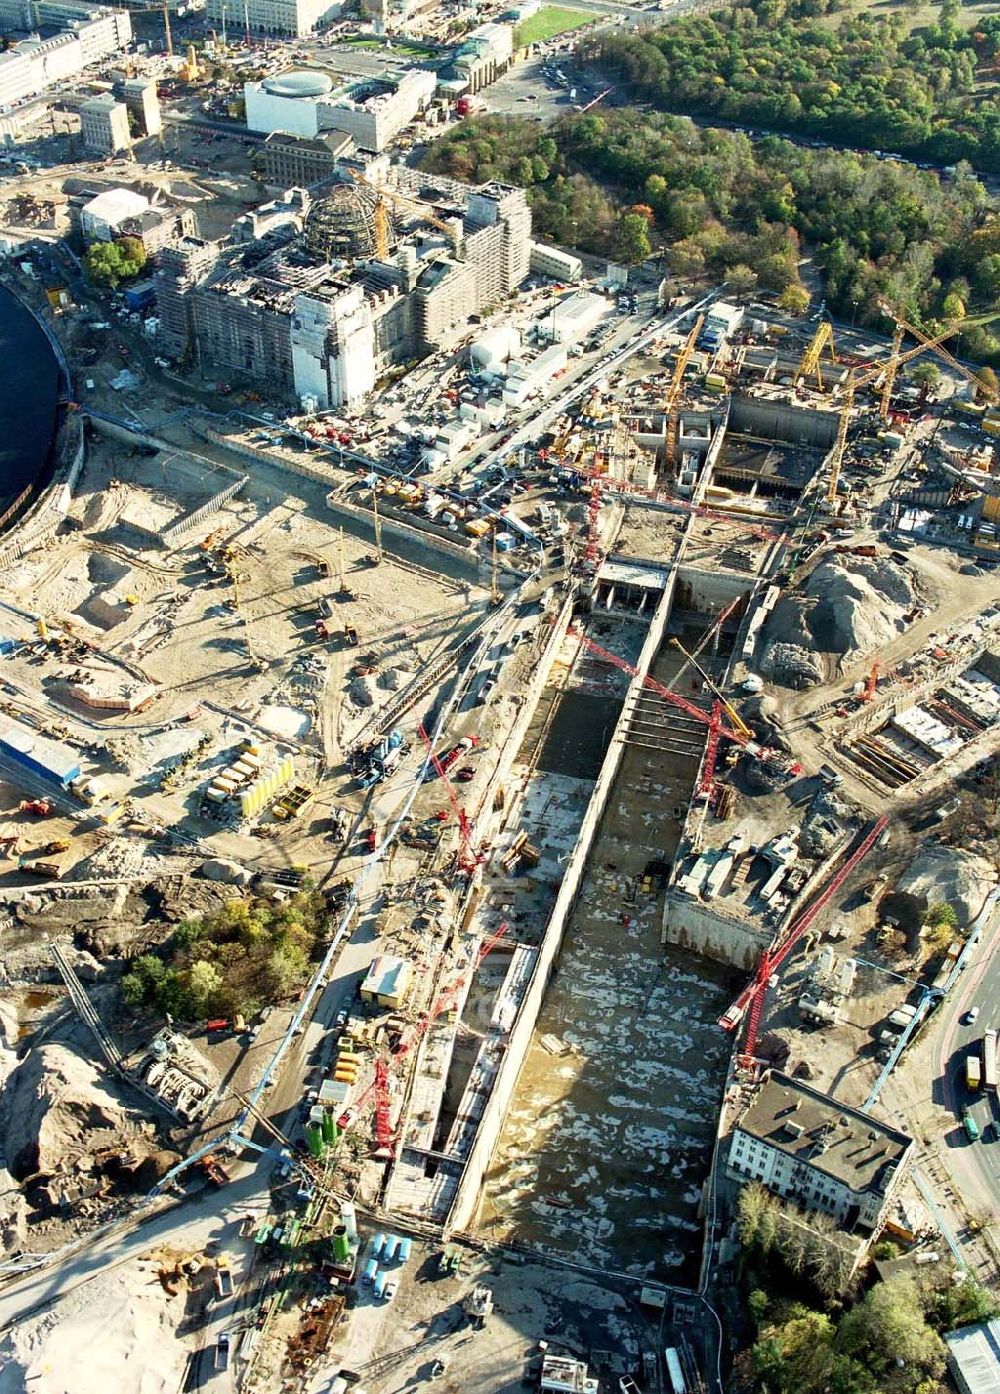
(206, 0, 342, 38)
(0, 3, 131, 112)
(727, 1070, 914, 1233)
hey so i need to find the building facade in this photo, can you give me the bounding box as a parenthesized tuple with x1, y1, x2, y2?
(727, 1070, 914, 1232)
(261, 130, 350, 188)
(245, 67, 435, 151)
(0, 3, 131, 111)
(121, 76, 160, 136)
(206, 0, 342, 38)
(155, 174, 533, 405)
(80, 94, 129, 152)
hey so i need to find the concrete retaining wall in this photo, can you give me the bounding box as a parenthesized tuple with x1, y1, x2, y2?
(661, 890, 770, 970)
(448, 572, 680, 1231)
(0, 412, 83, 571)
(728, 394, 839, 449)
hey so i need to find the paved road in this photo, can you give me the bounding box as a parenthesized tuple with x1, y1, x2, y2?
(933, 889, 1000, 1218)
(0, 1169, 263, 1334)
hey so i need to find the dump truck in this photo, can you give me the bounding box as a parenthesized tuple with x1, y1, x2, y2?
(18, 799, 53, 816)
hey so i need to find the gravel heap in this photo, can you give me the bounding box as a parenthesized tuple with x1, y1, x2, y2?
(761, 554, 916, 686)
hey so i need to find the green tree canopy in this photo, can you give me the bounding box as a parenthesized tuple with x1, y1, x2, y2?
(84, 235, 147, 289)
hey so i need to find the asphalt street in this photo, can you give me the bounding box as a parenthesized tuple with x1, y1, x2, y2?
(933, 889, 1000, 1218)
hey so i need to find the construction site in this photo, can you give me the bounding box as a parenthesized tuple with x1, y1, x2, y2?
(2, 208, 1000, 1394)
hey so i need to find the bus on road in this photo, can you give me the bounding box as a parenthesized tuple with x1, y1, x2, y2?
(984, 1029, 997, 1092)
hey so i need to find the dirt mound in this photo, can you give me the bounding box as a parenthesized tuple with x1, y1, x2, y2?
(0, 1044, 136, 1180)
(894, 844, 995, 929)
(762, 554, 916, 686)
(804, 556, 914, 655)
(0, 1258, 187, 1394)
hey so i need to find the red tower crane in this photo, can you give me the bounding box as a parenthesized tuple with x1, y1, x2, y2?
(339, 922, 510, 1153)
(417, 724, 483, 873)
(720, 815, 889, 1065)
(569, 629, 800, 782)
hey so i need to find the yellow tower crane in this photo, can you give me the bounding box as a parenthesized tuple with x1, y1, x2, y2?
(669, 636, 752, 738)
(664, 313, 705, 468)
(877, 301, 999, 411)
(794, 321, 837, 390)
(346, 170, 464, 262)
(825, 320, 963, 505)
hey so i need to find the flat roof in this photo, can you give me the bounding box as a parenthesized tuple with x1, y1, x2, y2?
(947, 1321, 1000, 1394)
(361, 954, 412, 998)
(736, 1070, 913, 1197)
(598, 559, 669, 589)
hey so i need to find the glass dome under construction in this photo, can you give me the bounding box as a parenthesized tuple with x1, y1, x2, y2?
(263, 70, 333, 99)
(304, 182, 398, 262)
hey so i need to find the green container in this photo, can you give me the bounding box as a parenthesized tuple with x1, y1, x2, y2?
(331, 1224, 351, 1263)
(306, 1122, 324, 1159)
(321, 1109, 337, 1144)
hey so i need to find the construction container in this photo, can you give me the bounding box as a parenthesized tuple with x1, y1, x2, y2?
(704, 372, 727, 392)
(364, 1258, 378, 1284)
(374, 1271, 388, 1300)
(384, 1234, 400, 1262)
(398, 1236, 412, 1264)
(305, 1122, 323, 1159)
(205, 788, 229, 804)
(371, 1232, 386, 1259)
(331, 1225, 351, 1263)
(321, 1109, 338, 1145)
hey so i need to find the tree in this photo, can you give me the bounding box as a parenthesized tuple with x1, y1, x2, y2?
(779, 284, 811, 315)
(726, 263, 759, 295)
(923, 901, 958, 930)
(612, 211, 652, 265)
(942, 291, 966, 320)
(84, 235, 147, 289)
(935, 1278, 999, 1331)
(976, 365, 999, 399)
(910, 362, 941, 389)
(837, 1277, 946, 1387)
(187, 959, 224, 1015)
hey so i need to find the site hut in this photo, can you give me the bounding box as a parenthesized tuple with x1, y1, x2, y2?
(945, 1319, 1000, 1394)
(529, 241, 582, 284)
(360, 954, 413, 1011)
(0, 714, 81, 788)
(78, 187, 150, 244)
(543, 290, 606, 345)
(727, 1070, 915, 1233)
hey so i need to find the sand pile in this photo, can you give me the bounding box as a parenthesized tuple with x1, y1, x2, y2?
(0, 1260, 187, 1394)
(0, 1044, 136, 1180)
(895, 844, 995, 928)
(762, 555, 916, 686)
(379, 665, 413, 693)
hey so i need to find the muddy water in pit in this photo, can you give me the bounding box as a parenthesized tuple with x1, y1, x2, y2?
(481, 641, 741, 1283)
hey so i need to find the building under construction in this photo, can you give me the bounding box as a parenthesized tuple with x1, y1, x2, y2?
(153, 171, 532, 406)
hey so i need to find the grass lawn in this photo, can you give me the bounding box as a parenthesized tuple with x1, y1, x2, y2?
(514, 5, 596, 47)
(334, 36, 435, 55)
